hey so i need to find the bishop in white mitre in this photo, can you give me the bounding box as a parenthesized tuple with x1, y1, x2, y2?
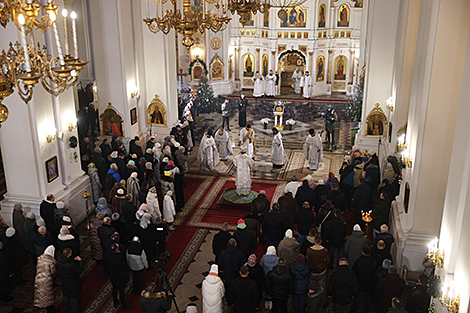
(303, 128, 323, 170)
(214, 129, 233, 161)
(265, 70, 277, 97)
(291, 68, 302, 94)
(197, 129, 219, 171)
(271, 127, 285, 169)
(303, 71, 312, 99)
(239, 125, 256, 159)
(233, 145, 255, 196)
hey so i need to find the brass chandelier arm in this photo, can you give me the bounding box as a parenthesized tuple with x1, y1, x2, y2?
(2, 0, 59, 33)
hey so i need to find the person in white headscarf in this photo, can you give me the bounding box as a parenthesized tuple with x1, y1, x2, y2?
(146, 187, 161, 221)
(34, 245, 57, 312)
(214, 129, 233, 161)
(202, 264, 224, 313)
(197, 130, 219, 171)
(163, 191, 176, 230)
(233, 145, 254, 196)
(303, 128, 323, 171)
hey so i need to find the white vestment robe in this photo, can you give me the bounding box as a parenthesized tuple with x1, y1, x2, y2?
(252, 76, 264, 97)
(239, 128, 255, 158)
(291, 70, 302, 94)
(233, 153, 255, 195)
(271, 132, 285, 166)
(197, 135, 219, 171)
(265, 74, 277, 96)
(303, 75, 312, 98)
(303, 133, 323, 170)
(214, 129, 233, 160)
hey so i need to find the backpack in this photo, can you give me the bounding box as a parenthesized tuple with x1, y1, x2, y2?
(105, 173, 115, 189)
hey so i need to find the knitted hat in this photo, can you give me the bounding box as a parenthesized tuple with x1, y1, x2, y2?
(88, 163, 95, 168)
(99, 197, 106, 204)
(128, 160, 135, 166)
(167, 161, 175, 167)
(382, 259, 392, 269)
(318, 179, 325, 185)
(14, 203, 22, 211)
(296, 254, 305, 263)
(96, 212, 105, 220)
(56, 201, 65, 209)
(132, 236, 140, 243)
(266, 246, 276, 255)
(117, 188, 125, 195)
(36, 218, 46, 227)
(353, 224, 361, 232)
(237, 218, 246, 229)
(112, 213, 120, 221)
(110, 151, 118, 158)
(5, 227, 15, 237)
(209, 264, 218, 274)
(145, 162, 153, 170)
(131, 172, 138, 178)
(26, 212, 35, 219)
(285, 229, 293, 238)
(149, 186, 157, 194)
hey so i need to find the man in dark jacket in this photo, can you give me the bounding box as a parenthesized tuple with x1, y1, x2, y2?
(40, 194, 58, 240)
(374, 266, 405, 313)
(353, 246, 377, 312)
(326, 183, 347, 212)
(266, 258, 293, 313)
(251, 190, 270, 220)
(121, 195, 137, 234)
(107, 243, 131, 310)
(56, 248, 84, 313)
(32, 226, 52, 257)
(233, 219, 256, 259)
(300, 228, 317, 256)
(372, 193, 391, 231)
(278, 192, 299, 227)
(243, 210, 261, 243)
(295, 202, 316, 247)
(328, 258, 358, 312)
(323, 209, 348, 267)
(98, 217, 116, 272)
(100, 139, 113, 165)
(365, 162, 380, 204)
(372, 224, 395, 253)
(295, 180, 316, 209)
(93, 147, 108, 184)
(218, 238, 245, 304)
(291, 254, 311, 313)
(229, 266, 260, 313)
(212, 222, 232, 263)
(405, 274, 431, 313)
(372, 240, 393, 267)
(352, 178, 371, 226)
(263, 203, 290, 248)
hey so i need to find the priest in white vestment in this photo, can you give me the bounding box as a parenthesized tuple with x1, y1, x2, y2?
(303, 71, 312, 99)
(271, 128, 285, 169)
(265, 70, 277, 97)
(214, 129, 233, 161)
(239, 125, 256, 159)
(197, 129, 219, 171)
(303, 128, 323, 170)
(252, 72, 264, 98)
(233, 145, 255, 196)
(291, 68, 302, 94)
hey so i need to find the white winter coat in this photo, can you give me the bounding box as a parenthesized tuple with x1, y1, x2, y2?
(202, 275, 225, 313)
(146, 192, 161, 220)
(162, 194, 176, 223)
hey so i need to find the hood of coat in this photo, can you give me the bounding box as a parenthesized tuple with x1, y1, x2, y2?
(226, 245, 241, 255)
(88, 167, 98, 175)
(204, 275, 222, 285)
(291, 262, 310, 276)
(281, 237, 298, 247)
(273, 265, 288, 275)
(351, 230, 364, 237)
(306, 236, 315, 244)
(262, 254, 279, 264)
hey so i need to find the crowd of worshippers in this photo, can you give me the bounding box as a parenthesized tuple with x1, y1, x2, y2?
(203, 160, 430, 313)
(0, 121, 197, 312)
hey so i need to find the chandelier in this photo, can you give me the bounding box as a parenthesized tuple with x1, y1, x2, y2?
(0, 0, 59, 33)
(227, 0, 270, 26)
(0, 9, 87, 126)
(143, 0, 231, 49)
(269, 0, 307, 20)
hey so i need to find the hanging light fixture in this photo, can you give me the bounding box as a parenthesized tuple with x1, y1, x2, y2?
(227, 0, 270, 26)
(143, 0, 231, 49)
(0, 0, 59, 33)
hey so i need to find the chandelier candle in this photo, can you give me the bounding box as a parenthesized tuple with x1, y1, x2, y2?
(50, 12, 65, 65)
(62, 9, 69, 56)
(70, 11, 78, 59)
(17, 14, 32, 72)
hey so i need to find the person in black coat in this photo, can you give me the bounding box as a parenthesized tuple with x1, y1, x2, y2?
(40, 194, 58, 240)
(365, 163, 380, 205)
(236, 94, 249, 127)
(98, 217, 116, 272)
(262, 203, 290, 248)
(107, 243, 131, 310)
(233, 219, 256, 259)
(295, 180, 316, 209)
(371, 193, 392, 231)
(353, 246, 377, 312)
(266, 258, 293, 313)
(111, 213, 130, 245)
(372, 224, 395, 253)
(243, 211, 261, 243)
(300, 228, 317, 256)
(372, 240, 393, 267)
(218, 238, 246, 304)
(212, 222, 232, 263)
(154, 217, 169, 254)
(129, 137, 144, 159)
(56, 248, 84, 313)
(122, 196, 138, 235)
(322, 209, 348, 267)
(137, 214, 159, 263)
(326, 183, 347, 212)
(405, 274, 431, 313)
(32, 226, 53, 257)
(229, 266, 260, 313)
(0, 242, 13, 302)
(352, 178, 371, 227)
(295, 201, 316, 247)
(4, 228, 28, 284)
(139, 182, 150, 204)
(250, 190, 270, 220)
(100, 139, 113, 165)
(328, 258, 358, 311)
(245, 254, 265, 300)
(290, 254, 311, 313)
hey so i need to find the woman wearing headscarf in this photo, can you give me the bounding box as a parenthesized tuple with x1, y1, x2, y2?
(90, 212, 105, 263)
(12, 204, 29, 251)
(137, 213, 159, 262)
(34, 245, 58, 313)
(245, 254, 265, 301)
(260, 246, 279, 277)
(277, 229, 300, 271)
(163, 191, 176, 230)
(96, 197, 113, 218)
(146, 187, 161, 222)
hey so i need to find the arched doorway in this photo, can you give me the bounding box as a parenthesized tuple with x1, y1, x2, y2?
(278, 50, 306, 95)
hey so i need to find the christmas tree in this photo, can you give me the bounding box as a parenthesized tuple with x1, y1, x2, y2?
(197, 75, 218, 114)
(347, 75, 364, 122)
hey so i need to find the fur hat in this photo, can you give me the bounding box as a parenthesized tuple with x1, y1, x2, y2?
(26, 212, 35, 219)
(112, 213, 120, 221)
(5, 227, 15, 237)
(285, 229, 293, 238)
(131, 172, 138, 178)
(162, 157, 169, 163)
(110, 151, 118, 159)
(36, 218, 46, 227)
(56, 201, 65, 209)
(317, 179, 325, 185)
(237, 218, 246, 229)
(353, 224, 361, 232)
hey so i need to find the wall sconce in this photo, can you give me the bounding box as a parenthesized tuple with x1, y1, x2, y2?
(131, 89, 139, 99)
(427, 237, 444, 268)
(397, 133, 407, 151)
(440, 280, 460, 313)
(46, 132, 57, 143)
(401, 148, 413, 168)
(386, 97, 394, 112)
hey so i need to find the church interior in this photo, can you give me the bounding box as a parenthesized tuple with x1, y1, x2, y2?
(0, 0, 470, 312)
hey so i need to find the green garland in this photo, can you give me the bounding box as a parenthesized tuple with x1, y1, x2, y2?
(188, 58, 208, 76)
(69, 136, 78, 149)
(427, 274, 441, 298)
(278, 49, 306, 63)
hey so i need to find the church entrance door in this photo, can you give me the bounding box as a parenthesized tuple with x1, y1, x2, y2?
(278, 51, 306, 95)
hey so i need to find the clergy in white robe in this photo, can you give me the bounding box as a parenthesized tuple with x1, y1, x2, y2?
(214, 129, 233, 161)
(233, 145, 255, 196)
(252, 72, 264, 97)
(197, 130, 219, 171)
(303, 71, 312, 98)
(271, 128, 285, 169)
(291, 68, 302, 94)
(239, 125, 256, 159)
(303, 128, 324, 170)
(265, 70, 277, 97)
